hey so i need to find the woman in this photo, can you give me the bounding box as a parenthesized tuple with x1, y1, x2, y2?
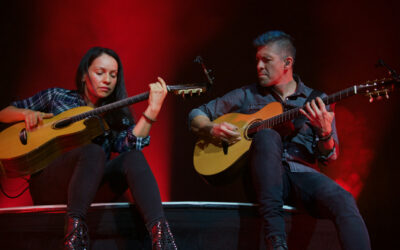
(0, 47, 177, 250)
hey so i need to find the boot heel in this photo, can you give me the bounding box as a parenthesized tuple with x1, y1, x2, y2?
(64, 216, 89, 250)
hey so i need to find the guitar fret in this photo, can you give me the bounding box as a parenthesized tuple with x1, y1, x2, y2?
(251, 85, 363, 135)
(52, 84, 208, 129)
(67, 92, 151, 122)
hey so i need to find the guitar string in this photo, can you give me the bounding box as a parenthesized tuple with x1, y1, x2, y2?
(52, 85, 206, 127)
(247, 86, 357, 135)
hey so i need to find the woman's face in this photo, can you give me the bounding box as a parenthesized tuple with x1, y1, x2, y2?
(84, 53, 118, 104)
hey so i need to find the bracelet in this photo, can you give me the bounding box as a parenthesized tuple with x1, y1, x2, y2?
(318, 131, 333, 142)
(142, 112, 157, 124)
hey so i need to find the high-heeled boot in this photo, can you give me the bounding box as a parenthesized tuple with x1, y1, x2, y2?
(63, 216, 89, 250)
(150, 219, 178, 250)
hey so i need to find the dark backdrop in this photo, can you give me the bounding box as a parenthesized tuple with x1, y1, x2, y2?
(1, 0, 400, 248)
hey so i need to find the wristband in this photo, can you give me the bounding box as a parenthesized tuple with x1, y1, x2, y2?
(142, 112, 157, 124)
(318, 131, 333, 142)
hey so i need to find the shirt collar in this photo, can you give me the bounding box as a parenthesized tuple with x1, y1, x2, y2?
(69, 90, 87, 106)
(291, 74, 307, 98)
(257, 74, 308, 99)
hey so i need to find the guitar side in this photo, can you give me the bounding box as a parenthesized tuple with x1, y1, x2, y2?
(193, 102, 283, 183)
(0, 106, 107, 177)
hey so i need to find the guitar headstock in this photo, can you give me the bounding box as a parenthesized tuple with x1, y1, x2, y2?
(167, 56, 214, 98)
(167, 84, 208, 98)
(357, 78, 399, 102)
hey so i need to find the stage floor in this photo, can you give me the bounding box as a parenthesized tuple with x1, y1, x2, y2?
(0, 201, 340, 250)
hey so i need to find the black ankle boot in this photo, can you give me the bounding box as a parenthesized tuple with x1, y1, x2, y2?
(267, 235, 288, 250)
(150, 219, 177, 250)
(63, 216, 89, 250)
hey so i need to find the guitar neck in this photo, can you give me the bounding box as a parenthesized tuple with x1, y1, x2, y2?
(55, 84, 205, 127)
(248, 86, 358, 134)
(69, 92, 150, 123)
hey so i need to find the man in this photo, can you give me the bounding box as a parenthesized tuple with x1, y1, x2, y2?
(189, 31, 370, 250)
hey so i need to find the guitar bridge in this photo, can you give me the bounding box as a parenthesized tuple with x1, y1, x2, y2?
(222, 141, 229, 155)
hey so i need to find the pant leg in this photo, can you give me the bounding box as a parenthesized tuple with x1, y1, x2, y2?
(97, 150, 165, 230)
(288, 172, 371, 250)
(249, 129, 288, 239)
(29, 144, 106, 219)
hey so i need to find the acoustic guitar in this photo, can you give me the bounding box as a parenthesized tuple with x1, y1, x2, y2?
(0, 84, 207, 178)
(193, 78, 399, 184)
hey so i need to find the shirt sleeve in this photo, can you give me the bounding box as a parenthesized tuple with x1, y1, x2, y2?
(112, 124, 150, 152)
(188, 87, 246, 125)
(10, 88, 55, 112)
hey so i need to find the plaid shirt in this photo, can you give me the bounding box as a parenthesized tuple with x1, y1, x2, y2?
(10, 88, 150, 159)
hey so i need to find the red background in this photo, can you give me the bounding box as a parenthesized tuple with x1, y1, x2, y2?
(1, 0, 400, 247)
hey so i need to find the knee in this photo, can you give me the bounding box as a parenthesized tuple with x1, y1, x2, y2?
(335, 189, 356, 205)
(81, 143, 105, 155)
(124, 150, 146, 161)
(340, 190, 359, 212)
(251, 129, 282, 151)
(79, 144, 106, 163)
(254, 128, 281, 139)
(120, 150, 150, 173)
(325, 188, 360, 217)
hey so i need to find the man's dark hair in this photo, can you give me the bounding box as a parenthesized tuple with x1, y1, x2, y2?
(253, 30, 296, 61)
(75, 46, 135, 130)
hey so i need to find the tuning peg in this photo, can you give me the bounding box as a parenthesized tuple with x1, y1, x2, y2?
(385, 90, 390, 99)
(369, 94, 374, 103)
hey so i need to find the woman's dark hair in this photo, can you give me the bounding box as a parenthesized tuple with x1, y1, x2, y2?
(75, 47, 134, 130)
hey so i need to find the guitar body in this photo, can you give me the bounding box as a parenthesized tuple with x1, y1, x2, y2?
(0, 106, 108, 177)
(193, 77, 400, 185)
(193, 102, 283, 184)
(0, 83, 210, 178)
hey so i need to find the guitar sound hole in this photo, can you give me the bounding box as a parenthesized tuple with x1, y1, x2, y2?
(53, 118, 72, 129)
(246, 133, 254, 139)
(19, 128, 27, 145)
(244, 119, 262, 140)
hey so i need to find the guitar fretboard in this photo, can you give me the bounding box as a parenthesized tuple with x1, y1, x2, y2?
(247, 86, 357, 135)
(53, 84, 205, 128)
(73, 92, 150, 123)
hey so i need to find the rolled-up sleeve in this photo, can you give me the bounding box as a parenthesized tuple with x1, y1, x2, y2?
(112, 124, 150, 152)
(188, 88, 246, 126)
(188, 108, 209, 124)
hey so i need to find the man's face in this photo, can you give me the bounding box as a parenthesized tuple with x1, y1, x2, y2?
(256, 43, 287, 87)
